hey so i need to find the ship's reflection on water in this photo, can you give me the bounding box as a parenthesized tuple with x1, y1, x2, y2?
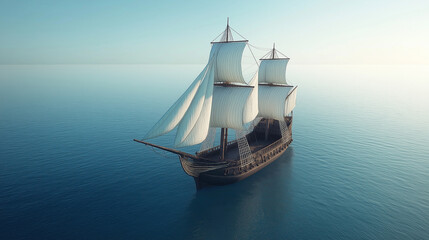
(174, 148, 295, 239)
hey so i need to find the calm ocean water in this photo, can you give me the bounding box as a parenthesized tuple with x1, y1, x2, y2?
(1, 64, 428, 239)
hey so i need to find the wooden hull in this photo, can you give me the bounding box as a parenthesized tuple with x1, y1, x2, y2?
(193, 140, 291, 189)
(179, 117, 293, 189)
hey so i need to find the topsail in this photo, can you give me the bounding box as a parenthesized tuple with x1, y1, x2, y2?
(212, 42, 247, 84)
(258, 58, 289, 85)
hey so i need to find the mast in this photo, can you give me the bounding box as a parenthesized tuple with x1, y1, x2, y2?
(219, 18, 229, 160)
(258, 44, 290, 85)
(226, 17, 229, 42)
(258, 43, 297, 121)
(220, 128, 228, 160)
(272, 43, 275, 59)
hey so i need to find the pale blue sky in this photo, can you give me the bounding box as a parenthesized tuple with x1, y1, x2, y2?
(1, 0, 428, 64)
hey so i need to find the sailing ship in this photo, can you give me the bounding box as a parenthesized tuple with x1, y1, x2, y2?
(134, 20, 298, 189)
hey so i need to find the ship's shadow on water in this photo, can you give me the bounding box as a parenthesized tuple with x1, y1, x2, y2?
(171, 148, 295, 239)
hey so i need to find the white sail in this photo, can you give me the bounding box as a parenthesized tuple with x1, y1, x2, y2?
(209, 73, 257, 130)
(211, 42, 247, 84)
(144, 65, 208, 139)
(284, 86, 297, 116)
(243, 72, 258, 123)
(258, 85, 297, 120)
(258, 59, 289, 85)
(210, 86, 252, 130)
(145, 40, 255, 147)
(175, 65, 214, 147)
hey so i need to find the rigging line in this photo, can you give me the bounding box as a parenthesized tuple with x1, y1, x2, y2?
(222, 26, 274, 59)
(261, 52, 270, 59)
(260, 51, 272, 59)
(246, 43, 259, 66)
(211, 30, 224, 42)
(151, 146, 176, 159)
(247, 43, 272, 51)
(275, 49, 289, 58)
(229, 26, 247, 40)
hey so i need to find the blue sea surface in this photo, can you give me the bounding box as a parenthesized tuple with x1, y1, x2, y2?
(1, 64, 429, 239)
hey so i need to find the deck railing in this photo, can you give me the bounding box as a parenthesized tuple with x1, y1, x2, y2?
(230, 129, 293, 168)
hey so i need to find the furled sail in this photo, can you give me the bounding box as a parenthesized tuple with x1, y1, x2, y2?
(210, 73, 258, 129)
(211, 42, 247, 84)
(258, 58, 289, 85)
(258, 86, 297, 120)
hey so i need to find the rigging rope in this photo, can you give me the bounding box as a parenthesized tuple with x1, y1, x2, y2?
(275, 49, 289, 58)
(150, 146, 176, 159)
(211, 25, 288, 60)
(211, 31, 224, 42)
(248, 43, 290, 59)
(279, 120, 292, 143)
(229, 27, 247, 40)
(259, 51, 272, 60)
(247, 43, 272, 51)
(236, 129, 253, 164)
(247, 117, 263, 134)
(246, 43, 259, 66)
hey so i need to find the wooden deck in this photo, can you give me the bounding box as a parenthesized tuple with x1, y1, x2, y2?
(192, 118, 293, 188)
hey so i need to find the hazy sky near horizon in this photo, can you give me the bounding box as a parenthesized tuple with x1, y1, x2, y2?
(1, 0, 428, 65)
